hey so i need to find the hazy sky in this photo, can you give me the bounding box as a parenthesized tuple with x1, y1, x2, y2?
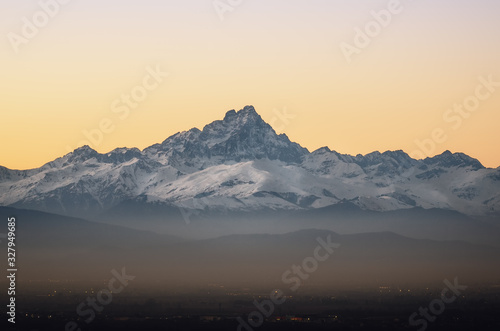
(1, 0, 499, 169)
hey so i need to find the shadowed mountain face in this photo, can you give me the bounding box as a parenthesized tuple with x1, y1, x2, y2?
(144, 105, 308, 164)
(92, 199, 500, 247)
(2, 207, 499, 287)
(0, 106, 499, 221)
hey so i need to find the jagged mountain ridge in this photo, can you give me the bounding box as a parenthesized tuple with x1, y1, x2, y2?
(143, 106, 308, 170)
(0, 105, 499, 218)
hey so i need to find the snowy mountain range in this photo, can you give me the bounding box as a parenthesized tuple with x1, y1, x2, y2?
(1, 105, 499, 220)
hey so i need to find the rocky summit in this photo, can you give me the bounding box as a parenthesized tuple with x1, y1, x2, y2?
(0, 106, 499, 218)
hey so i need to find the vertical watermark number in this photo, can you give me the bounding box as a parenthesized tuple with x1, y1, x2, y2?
(6, 217, 17, 324)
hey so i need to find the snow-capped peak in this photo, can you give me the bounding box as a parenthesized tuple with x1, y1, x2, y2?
(0, 105, 498, 218)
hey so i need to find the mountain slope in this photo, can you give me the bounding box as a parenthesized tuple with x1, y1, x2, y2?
(3, 206, 498, 286)
(0, 105, 499, 219)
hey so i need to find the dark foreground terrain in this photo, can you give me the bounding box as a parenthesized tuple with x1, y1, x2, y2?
(1, 207, 499, 330)
(2, 286, 500, 331)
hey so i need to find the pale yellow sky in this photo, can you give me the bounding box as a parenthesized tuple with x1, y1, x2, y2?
(1, 0, 499, 170)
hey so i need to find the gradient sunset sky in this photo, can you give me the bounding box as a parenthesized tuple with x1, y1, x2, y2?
(1, 0, 499, 169)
